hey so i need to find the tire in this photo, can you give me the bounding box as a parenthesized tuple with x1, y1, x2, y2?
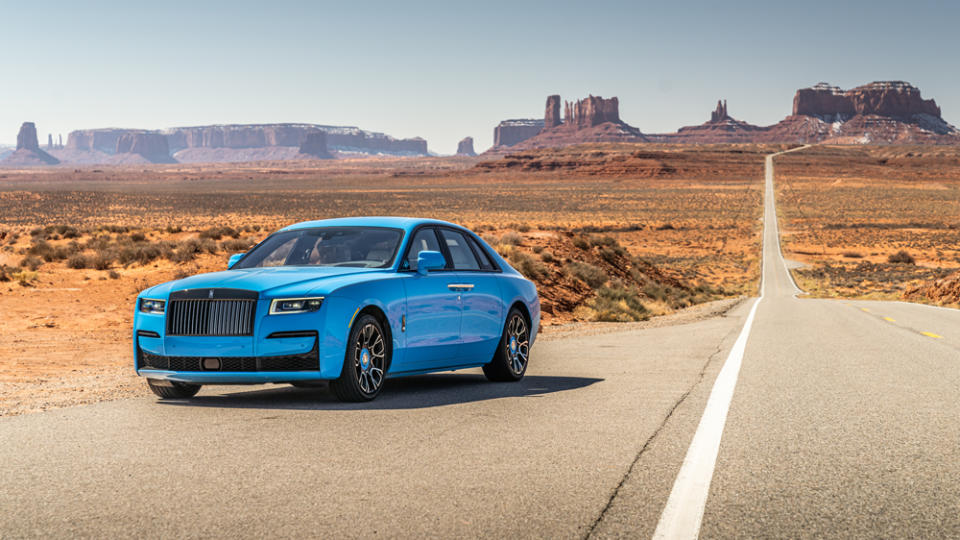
(147, 379, 201, 399)
(330, 314, 388, 402)
(483, 308, 530, 382)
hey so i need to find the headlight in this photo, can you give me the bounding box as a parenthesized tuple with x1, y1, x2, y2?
(139, 298, 166, 314)
(269, 297, 324, 315)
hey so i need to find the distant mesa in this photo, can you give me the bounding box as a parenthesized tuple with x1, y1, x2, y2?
(491, 94, 646, 151)
(493, 118, 545, 148)
(456, 137, 476, 156)
(113, 131, 176, 164)
(45, 123, 428, 165)
(297, 131, 333, 159)
(0, 122, 60, 167)
(761, 81, 958, 144)
(662, 99, 765, 143)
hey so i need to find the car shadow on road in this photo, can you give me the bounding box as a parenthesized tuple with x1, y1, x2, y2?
(157, 373, 603, 411)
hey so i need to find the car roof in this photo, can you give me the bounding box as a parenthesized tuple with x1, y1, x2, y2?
(280, 216, 465, 233)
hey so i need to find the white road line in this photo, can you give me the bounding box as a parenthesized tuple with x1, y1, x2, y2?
(652, 147, 805, 539)
(650, 295, 760, 540)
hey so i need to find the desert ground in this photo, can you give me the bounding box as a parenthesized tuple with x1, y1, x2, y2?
(775, 145, 960, 303)
(3, 143, 958, 416)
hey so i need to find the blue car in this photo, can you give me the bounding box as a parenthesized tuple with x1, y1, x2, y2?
(133, 217, 540, 401)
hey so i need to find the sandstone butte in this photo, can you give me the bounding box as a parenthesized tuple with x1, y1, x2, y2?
(0, 122, 60, 166)
(456, 137, 476, 156)
(488, 81, 959, 151)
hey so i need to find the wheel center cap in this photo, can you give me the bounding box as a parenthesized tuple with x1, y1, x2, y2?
(509, 336, 517, 355)
(360, 348, 370, 369)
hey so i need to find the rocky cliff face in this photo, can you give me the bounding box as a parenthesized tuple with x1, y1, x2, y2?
(16, 122, 40, 151)
(0, 122, 60, 166)
(710, 100, 728, 122)
(544, 95, 562, 129)
(59, 123, 427, 164)
(67, 129, 136, 154)
(297, 131, 332, 159)
(655, 100, 763, 143)
(164, 124, 427, 157)
(564, 96, 621, 127)
(115, 132, 174, 163)
(456, 137, 476, 156)
(793, 81, 941, 120)
(493, 119, 544, 147)
(503, 95, 645, 150)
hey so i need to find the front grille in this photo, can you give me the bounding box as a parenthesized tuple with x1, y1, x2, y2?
(166, 289, 258, 336)
(138, 342, 319, 372)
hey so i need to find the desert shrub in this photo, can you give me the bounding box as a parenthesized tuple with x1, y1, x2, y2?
(166, 225, 183, 234)
(887, 250, 915, 264)
(67, 254, 89, 269)
(118, 244, 164, 265)
(108, 270, 120, 279)
(500, 232, 523, 246)
(129, 231, 147, 242)
(99, 225, 129, 234)
(0, 265, 10, 282)
(532, 245, 544, 254)
(842, 251, 864, 259)
(11, 269, 38, 286)
(590, 235, 619, 248)
(643, 282, 671, 303)
(588, 284, 649, 322)
(27, 240, 57, 261)
(222, 238, 254, 252)
(566, 261, 608, 288)
(572, 236, 590, 250)
(540, 250, 556, 264)
(656, 223, 676, 231)
(508, 250, 548, 280)
(199, 226, 238, 240)
(92, 253, 113, 270)
(20, 256, 43, 271)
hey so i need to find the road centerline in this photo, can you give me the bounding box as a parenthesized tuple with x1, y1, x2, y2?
(652, 146, 806, 539)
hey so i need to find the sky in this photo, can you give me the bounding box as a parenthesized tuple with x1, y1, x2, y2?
(2, 0, 959, 154)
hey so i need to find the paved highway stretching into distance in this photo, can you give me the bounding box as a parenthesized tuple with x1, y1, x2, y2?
(1, 150, 958, 538)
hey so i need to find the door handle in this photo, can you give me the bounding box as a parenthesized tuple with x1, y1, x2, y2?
(448, 283, 475, 291)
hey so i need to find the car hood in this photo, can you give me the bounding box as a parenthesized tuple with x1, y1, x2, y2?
(143, 266, 387, 298)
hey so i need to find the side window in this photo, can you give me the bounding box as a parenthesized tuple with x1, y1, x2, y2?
(467, 236, 495, 271)
(406, 228, 440, 271)
(440, 229, 480, 271)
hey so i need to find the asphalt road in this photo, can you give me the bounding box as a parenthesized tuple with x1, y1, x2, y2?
(1, 151, 958, 538)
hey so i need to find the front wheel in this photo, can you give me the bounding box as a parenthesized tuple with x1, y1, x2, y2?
(330, 314, 388, 402)
(147, 379, 201, 399)
(483, 308, 530, 382)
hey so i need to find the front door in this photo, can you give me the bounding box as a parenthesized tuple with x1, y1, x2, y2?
(397, 227, 462, 372)
(438, 228, 505, 363)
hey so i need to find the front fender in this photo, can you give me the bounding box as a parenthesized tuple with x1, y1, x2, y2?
(318, 282, 407, 378)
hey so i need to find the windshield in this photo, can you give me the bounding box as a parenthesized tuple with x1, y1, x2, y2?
(234, 226, 403, 269)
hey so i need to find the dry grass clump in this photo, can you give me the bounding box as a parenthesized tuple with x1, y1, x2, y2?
(887, 250, 915, 265)
(587, 282, 650, 322)
(13, 224, 262, 273)
(565, 261, 608, 288)
(487, 230, 727, 323)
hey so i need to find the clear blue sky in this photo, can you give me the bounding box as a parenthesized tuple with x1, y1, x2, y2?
(2, 0, 958, 153)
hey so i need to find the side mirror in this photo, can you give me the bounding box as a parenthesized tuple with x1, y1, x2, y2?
(416, 251, 446, 275)
(227, 253, 244, 269)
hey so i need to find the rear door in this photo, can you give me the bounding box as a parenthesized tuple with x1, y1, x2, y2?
(438, 228, 504, 363)
(398, 227, 463, 372)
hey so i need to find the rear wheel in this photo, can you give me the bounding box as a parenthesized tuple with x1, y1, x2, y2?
(330, 314, 388, 402)
(483, 308, 530, 382)
(147, 379, 201, 399)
